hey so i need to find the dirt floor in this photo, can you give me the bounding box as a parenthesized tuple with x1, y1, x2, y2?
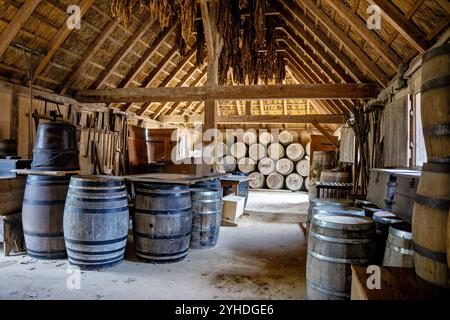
(0, 190, 308, 300)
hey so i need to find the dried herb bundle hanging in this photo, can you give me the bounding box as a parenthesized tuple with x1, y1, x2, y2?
(196, 19, 206, 67)
(253, 0, 266, 50)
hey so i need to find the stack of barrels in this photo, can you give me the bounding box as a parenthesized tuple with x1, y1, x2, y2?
(22, 122, 80, 260)
(412, 43, 450, 288)
(223, 130, 311, 191)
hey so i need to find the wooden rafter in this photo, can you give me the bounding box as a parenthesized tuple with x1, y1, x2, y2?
(0, 0, 42, 59)
(218, 114, 346, 124)
(172, 69, 208, 115)
(33, 0, 94, 80)
(299, 0, 389, 86)
(312, 121, 340, 148)
(60, 19, 120, 94)
(90, 15, 156, 89)
(324, 0, 402, 70)
(368, 0, 430, 53)
(278, 0, 367, 83)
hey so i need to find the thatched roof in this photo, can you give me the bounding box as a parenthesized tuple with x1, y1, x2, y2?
(0, 0, 448, 131)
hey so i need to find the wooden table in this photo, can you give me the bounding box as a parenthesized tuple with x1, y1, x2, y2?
(351, 265, 449, 300)
(220, 175, 253, 195)
(123, 172, 225, 184)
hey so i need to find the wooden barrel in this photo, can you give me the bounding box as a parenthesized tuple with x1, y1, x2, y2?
(258, 157, 276, 175)
(285, 173, 304, 191)
(219, 156, 237, 173)
(306, 214, 376, 300)
(320, 171, 351, 183)
(420, 43, 450, 164)
(0, 177, 25, 216)
(310, 205, 365, 230)
(313, 151, 334, 169)
(22, 175, 70, 259)
(133, 183, 192, 263)
(448, 208, 450, 271)
(373, 211, 402, 265)
(63, 176, 129, 270)
(31, 122, 80, 171)
(230, 142, 247, 159)
(305, 142, 311, 156)
(267, 143, 285, 160)
(362, 205, 380, 218)
(279, 131, 293, 146)
(307, 198, 354, 228)
(296, 159, 310, 177)
(190, 189, 222, 249)
(0, 139, 17, 158)
(237, 157, 256, 173)
(266, 173, 284, 190)
(286, 143, 305, 161)
(304, 177, 311, 191)
(243, 130, 258, 145)
(383, 222, 414, 268)
(259, 132, 273, 145)
(354, 199, 375, 208)
(412, 163, 450, 287)
(249, 172, 265, 189)
(248, 143, 267, 161)
(276, 158, 294, 175)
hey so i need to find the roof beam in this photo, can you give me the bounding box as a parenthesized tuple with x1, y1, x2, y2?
(75, 83, 380, 103)
(218, 114, 346, 124)
(368, 0, 430, 53)
(312, 121, 340, 148)
(278, 0, 367, 83)
(299, 0, 389, 86)
(33, 0, 94, 80)
(324, 0, 402, 70)
(60, 18, 120, 94)
(172, 69, 208, 115)
(0, 0, 42, 59)
(90, 15, 156, 89)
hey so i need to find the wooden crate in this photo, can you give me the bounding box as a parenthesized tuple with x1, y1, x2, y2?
(222, 195, 245, 223)
(351, 265, 448, 300)
(0, 177, 25, 216)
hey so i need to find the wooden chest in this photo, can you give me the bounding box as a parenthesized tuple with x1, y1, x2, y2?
(392, 171, 421, 223)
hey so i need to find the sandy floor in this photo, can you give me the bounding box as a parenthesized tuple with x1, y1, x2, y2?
(0, 190, 308, 300)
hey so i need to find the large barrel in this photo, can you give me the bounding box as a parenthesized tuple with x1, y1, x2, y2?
(249, 172, 265, 189)
(243, 130, 258, 145)
(259, 132, 273, 145)
(219, 156, 237, 173)
(383, 222, 414, 268)
(276, 158, 294, 175)
(285, 173, 303, 191)
(412, 163, 450, 287)
(286, 143, 305, 161)
(279, 131, 293, 146)
(310, 206, 365, 230)
(420, 44, 450, 164)
(267, 143, 285, 160)
(306, 214, 376, 300)
(248, 143, 266, 161)
(63, 176, 129, 270)
(296, 159, 310, 177)
(372, 211, 402, 264)
(22, 175, 70, 259)
(230, 142, 247, 159)
(237, 157, 256, 174)
(133, 183, 192, 263)
(258, 157, 276, 175)
(266, 173, 284, 190)
(0, 139, 17, 158)
(190, 189, 222, 249)
(31, 122, 79, 171)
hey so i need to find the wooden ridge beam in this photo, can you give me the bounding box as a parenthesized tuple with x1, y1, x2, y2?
(0, 0, 43, 59)
(324, 0, 402, 70)
(90, 15, 156, 89)
(60, 18, 120, 94)
(369, 0, 430, 53)
(75, 83, 379, 103)
(299, 0, 389, 87)
(33, 0, 94, 80)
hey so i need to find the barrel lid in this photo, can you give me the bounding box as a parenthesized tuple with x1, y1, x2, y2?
(363, 205, 380, 212)
(313, 206, 365, 216)
(310, 198, 353, 206)
(373, 211, 401, 224)
(313, 214, 374, 230)
(70, 175, 125, 187)
(389, 222, 412, 239)
(355, 199, 374, 206)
